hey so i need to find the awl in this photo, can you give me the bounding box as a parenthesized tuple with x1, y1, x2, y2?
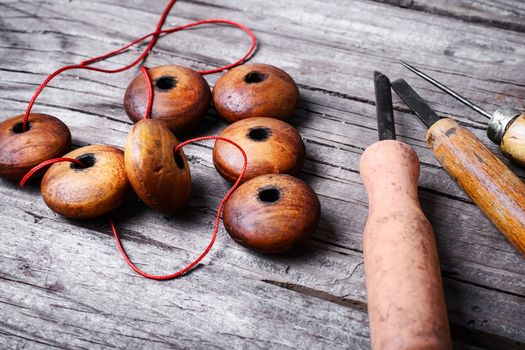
(360, 72, 451, 349)
(400, 61, 525, 167)
(392, 78, 525, 256)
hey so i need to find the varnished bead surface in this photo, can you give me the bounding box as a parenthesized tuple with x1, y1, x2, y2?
(223, 174, 320, 254)
(41, 145, 129, 219)
(0, 113, 71, 180)
(212, 63, 299, 123)
(124, 65, 211, 133)
(125, 119, 191, 215)
(213, 117, 305, 183)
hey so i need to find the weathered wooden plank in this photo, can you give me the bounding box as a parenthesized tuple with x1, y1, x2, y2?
(0, 203, 371, 349)
(371, 0, 525, 32)
(0, 0, 524, 348)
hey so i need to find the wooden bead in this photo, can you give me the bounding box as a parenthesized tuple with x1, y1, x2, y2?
(212, 63, 299, 123)
(223, 174, 320, 254)
(124, 65, 211, 133)
(124, 119, 191, 215)
(213, 117, 305, 183)
(41, 145, 129, 219)
(0, 113, 71, 180)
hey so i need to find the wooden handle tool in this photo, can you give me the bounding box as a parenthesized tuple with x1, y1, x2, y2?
(400, 61, 525, 167)
(392, 79, 525, 256)
(359, 73, 452, 350)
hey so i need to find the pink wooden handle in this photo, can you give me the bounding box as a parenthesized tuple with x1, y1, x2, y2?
(360, 140, 451, 350)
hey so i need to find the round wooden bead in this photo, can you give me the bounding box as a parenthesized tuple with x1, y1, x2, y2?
(124, 65, 211, 133)
(223, 174, 320, 254)
(0, 113, 71, 180)
(41, 145, 129, 219)
(124, 119, 191, 215)
(212, 63, 300, 123)
(213, 117, 305, 183)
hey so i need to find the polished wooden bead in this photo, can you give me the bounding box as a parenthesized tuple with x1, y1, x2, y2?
(223, 174, 320, 254)
(213, 117, 305, 183)
(0, 113, 71, 180)
(212, 63, 299, 123)
(125, 119, 191, 215)
(124, 65, 211, 133)
(41, 145, 129, 219)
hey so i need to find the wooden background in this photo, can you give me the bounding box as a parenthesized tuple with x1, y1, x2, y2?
(0, 0, 524, 348)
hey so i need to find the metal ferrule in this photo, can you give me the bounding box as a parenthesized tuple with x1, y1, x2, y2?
(487, 107, 521, 145)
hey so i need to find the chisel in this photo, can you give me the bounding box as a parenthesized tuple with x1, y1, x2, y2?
(392, 78, 525, 256)
(360, 72, 451, 350)
(400, 61, 525, 167)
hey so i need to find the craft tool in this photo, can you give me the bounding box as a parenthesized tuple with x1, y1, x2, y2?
(392, 78, 525, 256)
(400, 61, 525, 166)
(360, 72, 451, 349)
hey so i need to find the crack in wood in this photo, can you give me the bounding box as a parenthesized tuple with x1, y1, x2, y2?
(370, 0, 525, 33)
(261, 279, 368, 312)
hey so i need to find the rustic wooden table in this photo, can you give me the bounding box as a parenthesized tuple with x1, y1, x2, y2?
(1, 0, 524, 349)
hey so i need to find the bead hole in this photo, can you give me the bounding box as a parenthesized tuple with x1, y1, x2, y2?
(12, 122, 31, 133)
(244, 71, 268, 84)
(259, 187, 280, 203)
(174, 150, 185, 170)
(71, 153, 96, 170)
(155, 76, 177, 91)
(248, 127, 271, 142)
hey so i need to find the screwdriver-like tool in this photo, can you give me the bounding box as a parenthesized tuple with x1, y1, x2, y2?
(360, 72, 451, 350)
(392, 78, 525, 256)
(400, 61, 525, 166)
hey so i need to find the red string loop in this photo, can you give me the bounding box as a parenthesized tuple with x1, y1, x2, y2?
(19, 136, 247, 280)
(19, 157, 86, 187)
(22, 15, 257, 130)
(112, 136, 248, 280)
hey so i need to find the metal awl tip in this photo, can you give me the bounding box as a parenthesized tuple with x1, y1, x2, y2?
(398, 61, 492, 120)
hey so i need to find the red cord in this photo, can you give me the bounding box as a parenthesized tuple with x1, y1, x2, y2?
(23, 16, 257, 130)
(140, 67, 153, 119)
(19, 135, 247, 280)
(112, 136, 248, 280)
(17, 0, 255, 280)
(19, 157, 86, 187)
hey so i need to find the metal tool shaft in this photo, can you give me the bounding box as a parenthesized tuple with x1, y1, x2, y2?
(391, 79, 440, 128)
(374, 72, 396, 141)
(399, 60, 492, 120)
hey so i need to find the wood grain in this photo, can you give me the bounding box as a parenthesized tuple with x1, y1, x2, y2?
(41, 145, 129, 218)
(427, 118, 525, 255)
(213, 117, 305, 183)
(125, 119, 191, 215)
(501, 114, 525, 167)
(212, 63, 299, 123)
(124, 65, 211, 133)
(0, 0, 524, 348)
(0, 113, 71, 181)
(223, 174, 320, 253)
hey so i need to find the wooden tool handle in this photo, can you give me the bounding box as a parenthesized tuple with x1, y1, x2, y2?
(427, 118, 525, 255)
(501, 113, 525, 167)
(360, 140, 452, 350)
